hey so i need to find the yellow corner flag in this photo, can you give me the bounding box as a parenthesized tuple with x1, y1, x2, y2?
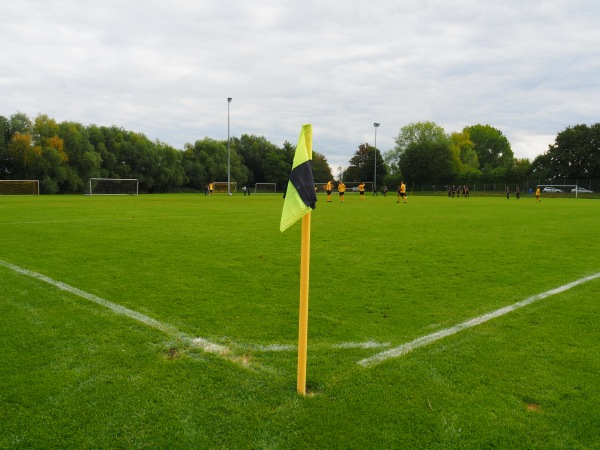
(280, 124, 317, 396)
(280, 124, 317, 232)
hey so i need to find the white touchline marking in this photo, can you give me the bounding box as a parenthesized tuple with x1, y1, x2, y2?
(0, 218, 137, 225)
(0, 259, 229, 356)
(251, 341, 390, 352)
(358, 272, 600, 368)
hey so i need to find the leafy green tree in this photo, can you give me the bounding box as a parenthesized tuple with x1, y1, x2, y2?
(450, 130, 479, 169)
(150, 142, 185, 192)
(0, 115, 12, 176)
(32, 114, 60, 147)
(233, 134, 279, 185)
(8, 132, 35, 178)
(531, 124, 600, 178)
(530, 153, 551, 179)
(261, 147, 289, 189)
(506, 158, 532, 184)
(88, 125, 118, 178)
(450, 130, 482, 184)
(312, 151, 334, 183)
(10, 112, 32, 135)
(389, 122, 457, 184)
(1, 113, 34, 179)
(182, 138, 247, 191)
(58, 121, 100, 192)
(346, 144, 385, 186)
(464, 124, 513, 170)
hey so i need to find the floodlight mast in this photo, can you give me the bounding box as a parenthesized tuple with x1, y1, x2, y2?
(227, 97, 232, 196)
(373, 123, 380, 193)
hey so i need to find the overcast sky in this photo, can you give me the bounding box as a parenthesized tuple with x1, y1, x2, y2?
(2, 0, 599, 171)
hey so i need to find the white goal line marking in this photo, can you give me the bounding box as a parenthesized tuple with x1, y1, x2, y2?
(358, 272, 600, 368)
(252, 341, 390, 352)
(0, 259, 228, 356)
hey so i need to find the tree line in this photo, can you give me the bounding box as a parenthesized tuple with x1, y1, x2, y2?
(1, 112, 598, 193)
(0, 112, 334, 194)
(343, 121, 600, 189)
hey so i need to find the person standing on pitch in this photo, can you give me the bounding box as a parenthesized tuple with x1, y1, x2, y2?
(326, 180, 333, 202)
(358, 182, 366, 200)
(535, 186, 541, 203)
(506, 186, 510, 199)
(338, 180, 346, 203)
(209, 182, 214, 196)
(516, 185, 520, 199)
(397, 181, 407, 203)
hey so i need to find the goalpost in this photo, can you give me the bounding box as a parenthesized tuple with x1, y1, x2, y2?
(87, 178, 139, 196)
(212, 182, 237, 194)
(0, 180, 40, 195)
(254, 183, 277, 194)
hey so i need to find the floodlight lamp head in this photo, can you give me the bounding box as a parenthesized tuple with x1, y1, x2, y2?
(228, 97, 232, 103)
(374, 123, 380, 127)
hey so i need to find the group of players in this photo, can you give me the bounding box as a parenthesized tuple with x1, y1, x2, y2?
(449, 184, 543, 202)
(448, 185, 470, 198)
(321, 181, 408, 204)
(319, 181, 543, 204)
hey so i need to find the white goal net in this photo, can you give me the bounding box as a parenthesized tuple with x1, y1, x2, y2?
(254, 183, 277, 194)
(0, 180, 40, 195)
(87, 178, 139, 195)
(212, 182, 237, 194)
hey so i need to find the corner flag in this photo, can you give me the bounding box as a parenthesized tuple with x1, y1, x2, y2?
(280, 124, 316, 396)
(280, 124, 317, 232)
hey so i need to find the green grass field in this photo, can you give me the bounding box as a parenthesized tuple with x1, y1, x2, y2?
(1, 193, 599, 449)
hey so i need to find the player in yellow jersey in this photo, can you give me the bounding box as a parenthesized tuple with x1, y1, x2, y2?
(209, 182, 214, 195)
(337, 180, 346, 202)
(326, 180, 333, 202)
(397, 181, 407, 203)
(358, 182, 366, 200)
(535, 186, 541, 203)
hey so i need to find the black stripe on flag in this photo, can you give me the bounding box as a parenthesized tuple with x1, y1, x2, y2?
(289, 160, 317, 209)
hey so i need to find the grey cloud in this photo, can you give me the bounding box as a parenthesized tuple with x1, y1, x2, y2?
(1, 0, 599, 170)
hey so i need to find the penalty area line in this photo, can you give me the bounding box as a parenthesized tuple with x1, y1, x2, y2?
(0, 259, 229, 356)
(358, 272, 600, 368)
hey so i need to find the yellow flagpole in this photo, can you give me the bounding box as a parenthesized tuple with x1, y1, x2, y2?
(297, 211, 311, 395)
